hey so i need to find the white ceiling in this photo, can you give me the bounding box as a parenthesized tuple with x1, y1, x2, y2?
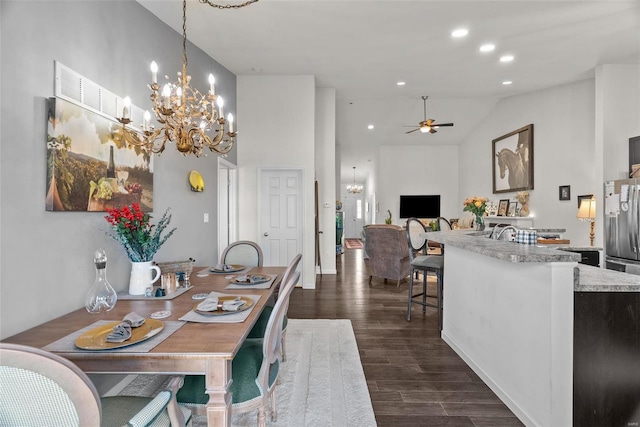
(138, 0, 640, 184)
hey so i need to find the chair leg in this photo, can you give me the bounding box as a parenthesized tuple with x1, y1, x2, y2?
(281, 330, 287, 362)
(257, 405, 267, 427)
(271, 389, 277, 421)
(422, 271, 427, 314)
(437, 269, 443, 331)
(369, 275, 373, 284)
(407, 268, 414, 321)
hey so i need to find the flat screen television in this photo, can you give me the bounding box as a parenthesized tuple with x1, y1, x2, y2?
(399, 195, 441, 219)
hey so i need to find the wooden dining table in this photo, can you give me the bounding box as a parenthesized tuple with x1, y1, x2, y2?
(2, 265, 285, 427)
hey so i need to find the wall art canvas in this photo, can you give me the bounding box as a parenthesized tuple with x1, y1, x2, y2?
(46, 97, 153, 212)
(492, 124, 534, 194)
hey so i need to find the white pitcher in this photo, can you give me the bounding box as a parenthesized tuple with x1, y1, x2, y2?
(129, 261, 161, 295)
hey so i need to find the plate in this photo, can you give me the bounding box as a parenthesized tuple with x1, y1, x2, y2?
(210, 264, 245, 273)
(75, 319, 164, 350)
(231, 274, 270, 285)
(193, 296, 254, 316)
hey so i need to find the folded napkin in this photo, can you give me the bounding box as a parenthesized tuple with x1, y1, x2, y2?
(215, 264, 236, 271)
(234, 274, 265, 284)
(106, 312, 146, 343)
(197, 295, 246, 312)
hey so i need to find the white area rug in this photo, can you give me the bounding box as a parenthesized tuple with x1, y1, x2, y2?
(120, 319, 376, 427)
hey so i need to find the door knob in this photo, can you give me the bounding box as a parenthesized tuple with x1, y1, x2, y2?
(264, 232, 269, 236)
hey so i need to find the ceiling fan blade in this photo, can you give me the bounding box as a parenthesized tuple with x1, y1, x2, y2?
(405, 128, 420, 134)
(429, 127, 438, 134)
(432, 122, 454, 127)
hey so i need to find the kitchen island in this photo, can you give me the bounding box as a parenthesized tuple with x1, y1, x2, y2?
(425, 230, 640, 427)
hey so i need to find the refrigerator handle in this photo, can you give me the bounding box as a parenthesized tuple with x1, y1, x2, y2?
(635, 184, 640, 254)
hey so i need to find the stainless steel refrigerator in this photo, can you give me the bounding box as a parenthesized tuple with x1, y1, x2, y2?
(604, 179, 640, 272)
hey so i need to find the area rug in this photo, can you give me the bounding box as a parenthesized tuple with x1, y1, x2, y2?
(344, 238, 364, 250)
(119, 319, 376, 427)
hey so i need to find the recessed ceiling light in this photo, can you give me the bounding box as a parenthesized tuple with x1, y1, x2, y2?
(368, 125, 374, 130)
(502, 81, 513, 85)
(451, 28, 469, 38)
(397, 81, 406, 86)
(500, 55, 514, 63)
(479, 44, 495, 53)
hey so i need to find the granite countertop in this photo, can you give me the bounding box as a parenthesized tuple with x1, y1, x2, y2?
(425, 230, 581, 263)
(575, 264, 640, 292)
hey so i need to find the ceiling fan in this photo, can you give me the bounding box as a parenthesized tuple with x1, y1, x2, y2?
(404, 96, 454, 134)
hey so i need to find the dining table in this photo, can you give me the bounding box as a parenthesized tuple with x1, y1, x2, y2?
(2, 265, 286, 427)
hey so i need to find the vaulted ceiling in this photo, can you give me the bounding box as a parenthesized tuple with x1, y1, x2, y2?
(138, 0, 640, 184)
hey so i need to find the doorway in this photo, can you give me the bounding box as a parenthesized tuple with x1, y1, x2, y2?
(343, 197, 364, 239)
(259, 168, 303, 268)
(218, 158, 237, 259)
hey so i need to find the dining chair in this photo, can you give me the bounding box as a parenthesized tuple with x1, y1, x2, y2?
(406, 217, 445, 330)
(0, 343, 191, 427)
(220, 240, 264, 267)
(176, 270, 302, 427)
(247, 253, 302, 361)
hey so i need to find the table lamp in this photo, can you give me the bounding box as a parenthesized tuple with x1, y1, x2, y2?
(577, 197, 596, 246)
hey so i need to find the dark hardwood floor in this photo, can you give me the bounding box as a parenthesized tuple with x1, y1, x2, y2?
(287, 246, 523, 427)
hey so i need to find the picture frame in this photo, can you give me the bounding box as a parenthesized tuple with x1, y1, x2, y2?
(577, 194, 593, 208)
(507, 201, 518, 217)
(559, 185, 571, 201)
(492, 124, 534, 194)
(497, 199, 509, 216)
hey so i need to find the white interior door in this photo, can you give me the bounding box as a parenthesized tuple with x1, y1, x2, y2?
(218, 159, 237, 260)
(259, 169, 303, 267)
(343, 197, 364, 238)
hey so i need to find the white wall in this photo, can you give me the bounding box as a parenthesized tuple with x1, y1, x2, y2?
(237, 75, 317, 288)
(460, 79, 598, 246)
(0, 1, 236, 339)
(377, 144, 459, 225)
(315, 88, 337, 274)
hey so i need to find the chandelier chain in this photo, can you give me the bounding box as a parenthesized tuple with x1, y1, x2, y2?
(182, 0, 188, 70)
(198, 0, 259, 9)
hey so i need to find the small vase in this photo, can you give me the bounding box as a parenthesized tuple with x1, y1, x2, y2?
(519, 203, 530, 217)
(129, 261, 161, 295)
(86, 249, 117, 313)
(475, 215, 485, 231)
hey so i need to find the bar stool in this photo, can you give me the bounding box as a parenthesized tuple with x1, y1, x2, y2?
(405, 217, 444, 330)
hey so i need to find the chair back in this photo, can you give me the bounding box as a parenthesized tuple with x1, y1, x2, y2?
(257, 270, 301, 397)
(221, 240, 263, 267)
(0, 343, 101, 427)
(437, 217, 452, 231)
(273, 253, 302, 301)
(406, 218, 428, 260)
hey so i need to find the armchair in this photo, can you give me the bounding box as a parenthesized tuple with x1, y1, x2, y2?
(363, 224, 410, 287)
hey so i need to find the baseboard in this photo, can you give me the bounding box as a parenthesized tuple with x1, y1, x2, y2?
(441, 332, 535, 426)
(315, 267, 337, 275)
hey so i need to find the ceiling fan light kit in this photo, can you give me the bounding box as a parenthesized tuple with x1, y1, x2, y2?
(404, 96, 454, 135)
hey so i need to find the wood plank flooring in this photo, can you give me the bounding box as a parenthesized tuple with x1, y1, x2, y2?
(287, 247, 524, 427)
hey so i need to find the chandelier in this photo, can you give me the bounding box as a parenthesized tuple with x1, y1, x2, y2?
(116, 0, 258, 157)
(346, 167, 363, 194)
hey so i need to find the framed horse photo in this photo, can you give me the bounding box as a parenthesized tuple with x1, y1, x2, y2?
(492, 124, 534, 194)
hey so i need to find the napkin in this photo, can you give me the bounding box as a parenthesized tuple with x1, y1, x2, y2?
(215, 264, 235, 271)
(234, 274, 264, 284)
(106, 312, 146, 343)
(197, 295, 246, 312)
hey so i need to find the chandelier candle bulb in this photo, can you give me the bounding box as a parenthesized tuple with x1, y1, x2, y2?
(122, 96, 131, 120)
(208, 74, 215, 95)
(143, 111, 151, 131)
(162, 84, 171, 108)
(150, 61, 158, 84)
(228, 113, 234, 133)
(176, 87, 182, 107)
(217, 96, 224, 118)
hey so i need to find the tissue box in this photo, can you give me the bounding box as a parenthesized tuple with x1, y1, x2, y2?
(515, 230, 537, 245)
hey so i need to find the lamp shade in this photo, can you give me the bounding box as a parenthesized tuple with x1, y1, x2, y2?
(577, 197, 596, 220)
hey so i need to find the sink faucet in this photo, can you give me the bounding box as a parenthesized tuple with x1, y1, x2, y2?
(488, 223, 511, 239)
(496, 226, 518, 240)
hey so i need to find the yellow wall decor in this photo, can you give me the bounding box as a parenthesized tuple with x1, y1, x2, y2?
(189, 170, 204, 192)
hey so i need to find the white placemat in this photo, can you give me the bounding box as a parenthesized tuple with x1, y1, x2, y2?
(225, 274, 277, 290)
(178, 292, 261, 323)
(43, 320, 185, 353)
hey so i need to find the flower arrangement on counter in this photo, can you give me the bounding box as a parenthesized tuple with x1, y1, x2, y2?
(104, 203, 176, 262)
(463, 196, 489, 217)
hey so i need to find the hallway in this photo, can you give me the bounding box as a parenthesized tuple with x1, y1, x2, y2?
(287, 246, 523, 426)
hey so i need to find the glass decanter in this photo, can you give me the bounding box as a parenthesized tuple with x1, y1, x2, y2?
(85, 248, 118, 313)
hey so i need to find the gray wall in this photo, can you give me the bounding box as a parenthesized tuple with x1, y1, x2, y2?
(0, 0, 237, 339)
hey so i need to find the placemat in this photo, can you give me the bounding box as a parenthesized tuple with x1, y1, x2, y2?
(43, 320, 185, 353)
(179, 292, 260, 323)
(117, 285, 193, 300)
(225, 274, 277, 290)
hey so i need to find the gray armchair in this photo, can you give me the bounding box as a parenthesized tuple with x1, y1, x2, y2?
(363, 224, 410, 287)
